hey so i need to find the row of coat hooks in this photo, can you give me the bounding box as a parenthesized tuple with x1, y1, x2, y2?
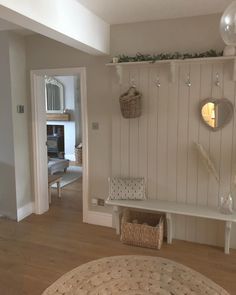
(130, 72, 221, 88)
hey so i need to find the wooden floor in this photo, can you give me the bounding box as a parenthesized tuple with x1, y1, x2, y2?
(0, 177, 236, 294)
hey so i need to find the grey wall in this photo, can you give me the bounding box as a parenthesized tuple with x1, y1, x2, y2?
(9, 32, 32, 211)
(0, 32, 17, 219)
(110, 14, 224, 56)
(0, 31, 31, 219)
(25, 34, 111, 209)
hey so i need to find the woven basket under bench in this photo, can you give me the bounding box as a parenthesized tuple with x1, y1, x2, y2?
(120, 209, 164, 250)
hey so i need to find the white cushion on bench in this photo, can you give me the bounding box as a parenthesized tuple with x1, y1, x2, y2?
(108, 177, 146, 200)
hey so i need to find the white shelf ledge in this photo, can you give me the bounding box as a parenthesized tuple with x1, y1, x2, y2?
(106, 56, 236, 84)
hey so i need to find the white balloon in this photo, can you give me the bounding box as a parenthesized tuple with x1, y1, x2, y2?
(220, 1, 236, 45)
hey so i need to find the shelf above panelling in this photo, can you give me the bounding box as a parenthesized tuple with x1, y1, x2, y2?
(106, 56, 236, 84)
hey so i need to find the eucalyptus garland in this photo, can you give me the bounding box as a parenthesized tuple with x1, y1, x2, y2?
(114, 50, 223, 63)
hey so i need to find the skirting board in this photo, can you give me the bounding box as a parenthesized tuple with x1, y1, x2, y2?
(84, 210, 112, 228)
(17, 202, 35, 222)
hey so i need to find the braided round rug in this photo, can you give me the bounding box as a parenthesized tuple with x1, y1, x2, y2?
(42, 255, 229, 295)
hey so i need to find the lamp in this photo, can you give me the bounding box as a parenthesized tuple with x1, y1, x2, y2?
(220, 1, 236, 56)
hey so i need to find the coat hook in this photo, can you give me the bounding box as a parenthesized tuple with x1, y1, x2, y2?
(215, 72, 220, 87)
(186, 74, 191, 87)
(130, 78, 136, 88)
(154, 76, 161, 88)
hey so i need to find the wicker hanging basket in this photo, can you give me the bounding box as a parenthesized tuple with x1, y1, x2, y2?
(119, 87, 142, 119)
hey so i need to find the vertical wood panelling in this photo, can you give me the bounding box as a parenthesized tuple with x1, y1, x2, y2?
(138, 68, 149, 181)
(167, 66, 178, 202)
(147, 68, 159, 200)
(111, 60, 236, 248)
(175, 64, 190, 240)
(157, 66, 169, 201)
(185, 63, 201, 242)
(129, 69, 140, 177)
(111, 70, 121, 176)
(120, 69, 130, 177)
(167, 65, 179, 235)
(231, 67, 236, 247)
(206, 63, 223, 245)
(195, 63, 212, 244)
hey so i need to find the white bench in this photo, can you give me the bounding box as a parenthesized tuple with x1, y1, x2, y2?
(105, 199, 236, 254)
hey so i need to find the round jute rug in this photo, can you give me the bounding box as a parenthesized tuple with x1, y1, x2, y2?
(42, 255, 229, 295)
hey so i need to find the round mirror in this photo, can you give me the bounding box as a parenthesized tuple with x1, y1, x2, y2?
(200, 98, 234, 131)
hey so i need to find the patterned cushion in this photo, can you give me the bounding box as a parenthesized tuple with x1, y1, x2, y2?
(108, 177, 146, 200)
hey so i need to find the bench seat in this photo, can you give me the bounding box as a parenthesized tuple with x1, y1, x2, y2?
(106, 199, 236, 254)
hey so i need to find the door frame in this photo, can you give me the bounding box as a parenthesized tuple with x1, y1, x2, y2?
(30, 67, 89, 221)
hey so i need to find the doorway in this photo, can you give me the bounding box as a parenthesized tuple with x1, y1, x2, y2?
(30, 68, 89, 221)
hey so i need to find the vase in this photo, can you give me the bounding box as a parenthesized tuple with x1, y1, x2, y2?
(219, 193, 234, 214)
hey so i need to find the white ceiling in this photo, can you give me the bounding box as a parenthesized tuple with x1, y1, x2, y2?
(77, 0, 233, 24)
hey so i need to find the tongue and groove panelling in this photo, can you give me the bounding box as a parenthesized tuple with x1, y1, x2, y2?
(111, 61, 236, 248)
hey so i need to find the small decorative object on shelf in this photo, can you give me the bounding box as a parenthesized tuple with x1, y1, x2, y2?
(220, 1, 236, 56)
(112, 56, 119, 63)
(219, 193, 234, 215)
(110, 50, 223, 64)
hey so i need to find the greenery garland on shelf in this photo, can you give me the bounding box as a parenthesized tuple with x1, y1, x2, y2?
(113, 50, 223, 63)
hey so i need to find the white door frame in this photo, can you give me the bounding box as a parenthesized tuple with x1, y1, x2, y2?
(30, 67, 89, 221)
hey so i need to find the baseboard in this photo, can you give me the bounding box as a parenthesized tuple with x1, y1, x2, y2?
(84, 210, 113, 228)
(17, 202, 35, 222)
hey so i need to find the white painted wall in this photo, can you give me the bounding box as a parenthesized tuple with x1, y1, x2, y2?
(26, 13, 224, 207)
(0, 31, 17, 219)
(111, 14, 224, 56)
(25, 14, 236, 248)
(0, 31, 31, 220)
(9, 32, 32, 214)
(26, 34, 111, 213)
(0, 0, 110, 54)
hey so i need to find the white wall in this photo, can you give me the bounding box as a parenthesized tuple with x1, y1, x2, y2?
(0, 31, 17, 219)
(25, 14, 224, 208)
(26, 33, 112, 208)
(0, 31, 31, 220)
(110, 14, 224, 56)
(9, 32, 32, 214)
(25, 14, 236, 248)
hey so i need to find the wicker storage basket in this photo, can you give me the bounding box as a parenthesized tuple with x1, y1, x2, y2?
(75, 146, 82, 165)
(119, 87, 142, 119)
(121, 209, 164, 250)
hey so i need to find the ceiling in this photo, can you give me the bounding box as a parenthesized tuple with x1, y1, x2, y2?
(77, 0, 233, 24)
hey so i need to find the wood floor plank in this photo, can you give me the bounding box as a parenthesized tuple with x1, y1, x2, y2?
(0, 177, 235, 294)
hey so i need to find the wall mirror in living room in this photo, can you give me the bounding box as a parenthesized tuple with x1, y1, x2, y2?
(45, 76, 64, 113)
(200, 98, 234, 131)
